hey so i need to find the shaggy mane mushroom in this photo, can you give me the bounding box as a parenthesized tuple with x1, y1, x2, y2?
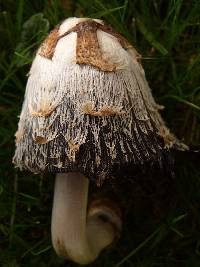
(13, 17, 186, 264)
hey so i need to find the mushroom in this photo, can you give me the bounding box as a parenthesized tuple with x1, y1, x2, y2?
(13, 17, 186, 264)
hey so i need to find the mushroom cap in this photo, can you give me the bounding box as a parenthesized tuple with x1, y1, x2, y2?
(13, 17, 184, 182)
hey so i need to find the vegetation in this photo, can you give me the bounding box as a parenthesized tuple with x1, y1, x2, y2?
(0, 0, 199, 266)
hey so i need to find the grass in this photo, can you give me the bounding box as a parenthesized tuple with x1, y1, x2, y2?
(0, 0, 200, 266)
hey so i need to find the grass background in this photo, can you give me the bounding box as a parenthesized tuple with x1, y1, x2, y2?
(0, 0, 200, 266)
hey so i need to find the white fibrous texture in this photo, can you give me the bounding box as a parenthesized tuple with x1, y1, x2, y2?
(13, 18, 181, 180)
(13, 55, 176, 179)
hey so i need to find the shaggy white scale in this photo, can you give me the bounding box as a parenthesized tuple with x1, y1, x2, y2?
(13, 18, 181, 179)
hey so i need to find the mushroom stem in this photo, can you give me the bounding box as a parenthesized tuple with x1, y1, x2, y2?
(51, 172, 121, 265)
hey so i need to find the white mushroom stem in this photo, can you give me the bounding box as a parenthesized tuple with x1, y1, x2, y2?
(51, 172, 121, 265)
